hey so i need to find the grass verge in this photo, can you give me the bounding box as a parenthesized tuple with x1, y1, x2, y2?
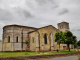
(0, 49, 76, 58)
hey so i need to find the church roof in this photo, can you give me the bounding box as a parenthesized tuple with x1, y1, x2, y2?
(37, 25, 58, 30)
(3, 24, 38, 30)
(57, 21, 69, 25)
(28, 25, 59, 34)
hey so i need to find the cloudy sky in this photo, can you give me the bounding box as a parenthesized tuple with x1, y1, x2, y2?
(0, 0, 80, 40)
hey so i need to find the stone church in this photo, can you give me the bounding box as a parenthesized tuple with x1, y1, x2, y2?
(2, 22, 74, 52)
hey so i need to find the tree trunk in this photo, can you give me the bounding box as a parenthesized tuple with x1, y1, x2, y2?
(67, 44, 70, 51)
(59, 44, 60, 51)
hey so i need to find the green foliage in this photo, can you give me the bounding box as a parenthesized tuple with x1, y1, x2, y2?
(55, 31, 65, 50)
(74, 42, 77, 48)
(64, 31, 73, 37)
(77, 40, 80, 46)
(72, 36, 77, 44)
(64, 31, 77, 45)
(64, 31, 77, 51)
(55, 31, 77, 51)
(25, 39, 29, 45)
(55, 31, 64, 44)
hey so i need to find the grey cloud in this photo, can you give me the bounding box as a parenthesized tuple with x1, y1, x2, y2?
(0, 0, 2, 2)
(71, 29, 80, 31)
(25, 0, 59, 11)
(36, 0, 55, 5)
(51, 5, 59, 9)
(49, 0, 55, 3)
(0, 0, 80, 41)
(36, 0, 47, 4)
(71, 29, 76, 31)
(0, 0, 1, 1)
(77, 29, 80, 31)
(23, 10, 33, 18)
(0, 8, 12, 21)
(14, 7, 34, 19)
(59, 8, 69, 15)
(54, 5, 59, 8)
(25, 1, 34, 9)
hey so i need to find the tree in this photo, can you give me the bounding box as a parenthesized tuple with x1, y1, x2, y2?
(64, 31, 77, 51)
(55, 31, 64, 50)
(25, 39, 29, 53)
(77, 40, 80, 46)
(74, 42, 77, 48)
(55, 31, 77, 51)
(72, 36, 77, 45)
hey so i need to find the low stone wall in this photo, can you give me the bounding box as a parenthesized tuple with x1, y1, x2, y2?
(0, 52, 78, 60)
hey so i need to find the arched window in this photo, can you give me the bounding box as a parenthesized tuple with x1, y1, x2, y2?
(44, 34, 47, 44)
(32, 37, 34, 43)
(16, 36, 18, 43)
(8, 36, 10, 43)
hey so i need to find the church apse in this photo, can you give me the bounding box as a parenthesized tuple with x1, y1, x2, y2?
(2, 25, 37, 52)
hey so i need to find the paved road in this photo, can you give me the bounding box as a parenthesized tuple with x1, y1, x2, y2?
(44, 55, 78, 60)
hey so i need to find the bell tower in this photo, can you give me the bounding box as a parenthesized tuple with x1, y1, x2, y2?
(57, 22, 69, 32)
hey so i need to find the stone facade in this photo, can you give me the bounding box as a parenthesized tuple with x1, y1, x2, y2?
(2, 22, 74, 52)
(57, 22, 69, 32)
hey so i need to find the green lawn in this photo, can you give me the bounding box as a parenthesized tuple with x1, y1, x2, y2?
(0, 49, 77, 58)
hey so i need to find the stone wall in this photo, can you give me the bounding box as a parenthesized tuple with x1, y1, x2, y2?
(3, 43, 12, 51)
(13, 43, 22, 51)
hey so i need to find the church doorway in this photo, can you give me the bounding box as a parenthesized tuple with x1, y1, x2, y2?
(44, 34, 47, 44)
